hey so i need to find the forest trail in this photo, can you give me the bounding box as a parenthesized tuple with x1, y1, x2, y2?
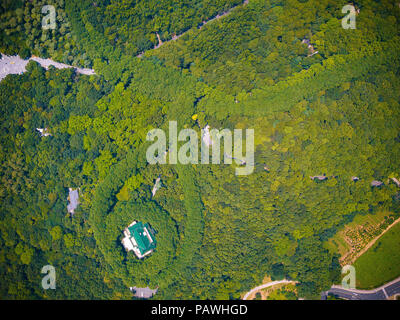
(242, 279, 297, 300)
(137, 0, 249, 58)
(343, 216, 400, 265)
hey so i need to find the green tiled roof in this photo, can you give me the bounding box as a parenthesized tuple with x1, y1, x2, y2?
(128, 222, 156, 255)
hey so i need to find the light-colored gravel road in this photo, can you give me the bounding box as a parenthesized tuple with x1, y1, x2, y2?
(243, 279, 297, 300)
(0, 53, 95, 82)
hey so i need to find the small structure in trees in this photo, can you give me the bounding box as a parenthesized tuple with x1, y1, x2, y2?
(36, 128, 51, 137)
(152, 175, 162, 197)
(371, 180, 384, 187)
(310, 175, 327, 181)
(67, 188, 79, 215)
(130, 286, 158, 299)
(122, 221, 157, 259)
(302, 38, 319, 57)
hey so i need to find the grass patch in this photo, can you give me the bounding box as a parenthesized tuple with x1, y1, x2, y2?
(354, 223, 400, 289)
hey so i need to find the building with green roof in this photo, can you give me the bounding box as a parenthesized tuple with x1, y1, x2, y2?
(122, 221, 157, 259)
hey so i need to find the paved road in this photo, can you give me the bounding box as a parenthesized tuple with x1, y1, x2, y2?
(322, 276, 400, 300)
(322, 287, 387, 300)
(244, 277, 400, 300)
(384, 280, 400, 297)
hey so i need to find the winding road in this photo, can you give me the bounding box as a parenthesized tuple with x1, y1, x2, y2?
(322, 276, 400, 300)
(2, 1, 250, 77)
(244, 277, 400, 300)
(243, 279, 297, 300)
(137, 0, 249, 57)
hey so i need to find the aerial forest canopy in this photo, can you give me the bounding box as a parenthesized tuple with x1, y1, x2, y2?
(0, 0, 400, 299)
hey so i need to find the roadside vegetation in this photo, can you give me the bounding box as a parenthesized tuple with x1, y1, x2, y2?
(252, 283, 298, 300)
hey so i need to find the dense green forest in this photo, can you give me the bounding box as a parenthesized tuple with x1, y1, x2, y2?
(1, 0, 400, 299)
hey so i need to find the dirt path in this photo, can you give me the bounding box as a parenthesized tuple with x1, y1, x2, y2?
(30, 56, 95, 75)
(242, 279, 297, 300)
(348, 216, 400, 264)
(1, 53, 95, 82)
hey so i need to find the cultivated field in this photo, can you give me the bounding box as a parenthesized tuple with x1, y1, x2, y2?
(324, 211, 397, 266)
(353, 222, 400, 289)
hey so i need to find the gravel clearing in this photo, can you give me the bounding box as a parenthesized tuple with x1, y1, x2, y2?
(0, 54, 29, 81)
(0, 53, 95, 82)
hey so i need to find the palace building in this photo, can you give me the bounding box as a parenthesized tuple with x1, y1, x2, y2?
(121, 221, 157, 259)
